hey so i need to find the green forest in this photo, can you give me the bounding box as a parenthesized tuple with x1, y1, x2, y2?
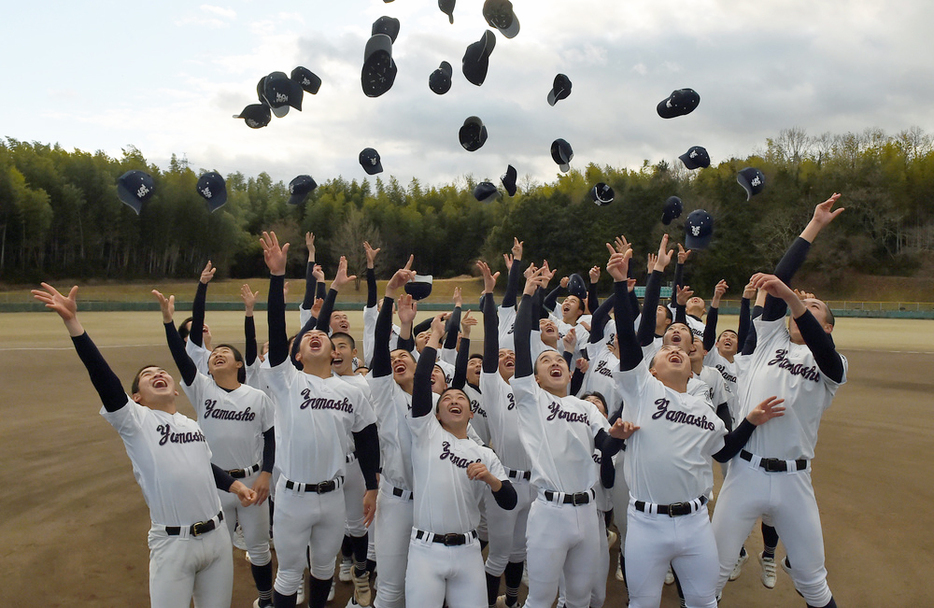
(1, 127, 932, 298)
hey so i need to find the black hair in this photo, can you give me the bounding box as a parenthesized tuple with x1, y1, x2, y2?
(436, 387, 470, 413)
(211, 343, 246, 383)
(581, 391, 608, 414)
(330, 332, 356, 349)
(131, 364, 162, 394)
(177, 316, 194, 342)
(468, 353, 484, 362)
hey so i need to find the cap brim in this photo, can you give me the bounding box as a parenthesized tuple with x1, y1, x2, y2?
(657, 99, 680, 119)
(116, 184, 143, 215)
(547, 89, 558, 106)
(288, 193, 308, 205)
(684, 234, 712, 249)
(558, 163, 570, 173)
(498, 15, 519, 38)
(205, 194, 228, 213)
(270, 104, 290, 118)
(362, 162, 383, 176)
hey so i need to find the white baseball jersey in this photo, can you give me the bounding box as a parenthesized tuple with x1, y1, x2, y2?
(704, 348, 739, 395)
(733, 317, 847, 460)
(185, 339, 210, 375)
(592, 450, 614, 513)
(101, 398, 221, 526)
(363, 305, 400, 368)
(407, 413, 507, 534)
(366, 373, 417, 491)
(463, 383, 491, 446)
(266, 362, 376, 483)
(180, 373, 274, 471)
(509, 375, 610, 493)
(667, 305, 705, 338)
(582, 326, 623, 417)
(614, 365, 727, 505)
(498, 305, 517, 353)
(480, 371, 532, 472)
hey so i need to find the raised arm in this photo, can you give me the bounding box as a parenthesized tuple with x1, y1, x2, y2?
(32, 283, 126, 412)
(501, 237, 524, 309)
(478, 260, 502, 374)
(302, 232, 318, 311)
(261, 231, 291, 367)
(514, 265, 549, 379)
(364, 241, 380, 308)
(412, 315, 445, 418)
(670, 244, 690, 307)
(241, 283, 259, 366)
(636, 234, 674, 346)
(153, 290, 197, 386)
(608, 247, 643, 371)
(703, 279, 728, 352)
(373, 257, 415, 377)
(189, 261, 215, 348)
(736, 281, 754, 347)
(315, 256, 356, 332)
(587, 265, 601, 314)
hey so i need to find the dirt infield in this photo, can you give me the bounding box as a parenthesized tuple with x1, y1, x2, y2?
(3, 310, 933, 607)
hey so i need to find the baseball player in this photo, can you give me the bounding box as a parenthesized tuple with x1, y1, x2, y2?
(153, 289, 277, 608)
(32, 282, 257, 608)
(668, 245, 706, 339)
(405, 314, 517, 607)
(180, 261, 218, 375)
(606, 245, 785, 608)
(510, 264, 632, 608)
(712, 194, 847, 608)
(260, 233, 380, 608)
(362, 241, 401, 368)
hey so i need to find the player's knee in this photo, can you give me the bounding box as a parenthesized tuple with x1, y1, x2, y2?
(273, 571, 303, 595)
(246, 546, 272, 567)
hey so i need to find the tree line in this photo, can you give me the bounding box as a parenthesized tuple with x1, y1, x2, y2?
(1, 127, 932, 296)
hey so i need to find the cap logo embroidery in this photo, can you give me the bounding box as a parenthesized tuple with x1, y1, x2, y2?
(751, 176, 761, 187)
(275, 93, 288, 103)
(692, 225, 701, 236)
(201, 187, 212, 198)
(136, 184, 150, 198)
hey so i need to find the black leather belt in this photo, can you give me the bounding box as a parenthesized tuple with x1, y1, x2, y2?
(635, 496, 707, 517)
(415, 529, 478, 546)
(507, 468, 531, 481)
(228, 463, 261, 478)
(544, 489, 594, 506)
(391, 486, 414, 500)
(740, 450, 808, 472)
(166, 511, 223, 536)
(285, 476, 343, 493)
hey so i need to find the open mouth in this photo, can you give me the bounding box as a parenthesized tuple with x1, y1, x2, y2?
(152, 377, 168, 388)
(668, 352, 684, 365)
(549, 366, 563, 378)
(393, 362, 407, 374)
(332, 357, 344, 366)
(449, 405, 463, 415)
(308, 335, 324, 350)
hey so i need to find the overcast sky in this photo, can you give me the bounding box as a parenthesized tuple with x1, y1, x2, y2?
(3, 0, 933, 190)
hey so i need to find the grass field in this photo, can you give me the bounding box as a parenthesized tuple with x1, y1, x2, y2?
(2, 308, 933, 607)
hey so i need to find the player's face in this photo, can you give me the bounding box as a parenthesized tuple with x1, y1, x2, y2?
(416, 330, 431, 353)
(498, 349, 516, 381)
(539, 318, 558, 338)
(663, 323, 693, 353)
(355, 366, 370, 376)
(585, 395, 607, 418)
(535, 350, 569, 393)
(686, 296, 705, 315)
(330, 337, 356, 375)
(649, 345, 692, 383)
(298, 330, 333, 363)
(789, 298, 833, 344)
(390, 349, 416, 383)
(436, 388, 472, 429)
(330, 312, 351, 334)
(562, 296, 583, 320)
(208, 346, 242, 376)
(466, 358, 482, 385)
(689, 337, 705, 365)
(655, 305, 671, 330)
(133, 366, 178, 405)
(716, 331, 738, 357)
(431, 366, 447, 394)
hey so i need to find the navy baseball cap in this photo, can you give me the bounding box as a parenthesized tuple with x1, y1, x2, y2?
(362, 34, 397, 98)
(288, 175, 317, 205)
(551, 138, 574, 172)
(233, 103, 271, 129)
(439, 0, 455, 23)
(547, 74, 572, 106)
(359, 148, 383, 175)
(372, 16, 400, 43)
(662, 196, 683, 225)
(501, 164, 517, 196)
(197, 172, 228, 212)
(737, 167, 766, 200)
(474, 181, 499, 203)
(589, 182, 614, 206)
(116, 170, 155, 215)
(291, 67, 321, 95)
(567, 273, 587, 301)
(679, 146, 710, 170)
(462, 30, 496, 86)
(684, 209, 714, 249)
(657, 88, 700, 119)
(459, 116, 488, 152)
(483, 0, 520, 38)
(264, 71, 303, 116)
(429, 61, 453, 95)
(405, 274, 434, 300)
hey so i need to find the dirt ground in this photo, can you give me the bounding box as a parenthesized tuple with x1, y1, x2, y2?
(3, 310, 933, 607)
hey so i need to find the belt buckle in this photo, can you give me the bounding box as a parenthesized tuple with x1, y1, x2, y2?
(763, 459, 785, 473)
(667, 502, 687, 517)
(191, 520, 207, 536)
(442, 533, 460, 546)
(572, 492, 587, 506)
(316, 481, 330, 494)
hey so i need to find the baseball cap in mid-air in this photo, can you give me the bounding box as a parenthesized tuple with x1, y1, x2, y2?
(359, 148, 383, 175)
(439, 0, 455, 23)
(589, 182, 614, 206)
(362, 34, 397, 98)
(462, 30, 496, 86)
(551, 138, 574, 172)
(474, 181, 500, 203)
(116, 170, 155, 215)
(662, 196, 683, 225)
(233, 103, 271, 129)
(501, 164, 517, 196)
(429, 61, 453, 95)
(547, 74, 572, 106)
(405, 275, 434, 300)
(197, 172, 228, 212)
(483, 0, 520, 38)
(684, 209, 714, 249)
(291, 67, 321, 95)
(567, 273, 588, 301)
(372, 16, 401, 43)
(737, 167, 766, 200)
(288, 175, 318, 205)
(264, 71, 303, 117)
(679, 146, 710, 170)
(459, 116, 488, 152)
(657, 88, 700, 119)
